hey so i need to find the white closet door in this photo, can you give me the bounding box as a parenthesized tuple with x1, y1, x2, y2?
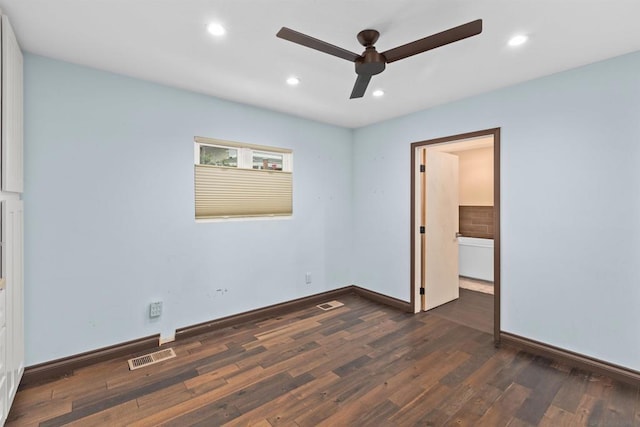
(0, 276, 6, 425)
(1, 15, 24, 193)
(2, 199, 23, 413)
(0, 14, 24, 424)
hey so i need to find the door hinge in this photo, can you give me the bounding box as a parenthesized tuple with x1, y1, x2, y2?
(419, 164, 425, 173)
(420, 226, 425, 234)
(419, 287, 425, 295)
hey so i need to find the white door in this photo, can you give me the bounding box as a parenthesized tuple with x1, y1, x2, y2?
(0, 280, 6, 424)
(1, 15, 24, 193)
(424, 149, 459, 310)
(2, 199, 23, 415)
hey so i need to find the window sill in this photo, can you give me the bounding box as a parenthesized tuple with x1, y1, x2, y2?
(195, 215, 293, 223)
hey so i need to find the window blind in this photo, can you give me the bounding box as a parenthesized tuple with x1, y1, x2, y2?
(195, 165, 292, 218)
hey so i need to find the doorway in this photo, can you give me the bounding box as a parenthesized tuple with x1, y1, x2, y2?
(410, 128, 501, 343)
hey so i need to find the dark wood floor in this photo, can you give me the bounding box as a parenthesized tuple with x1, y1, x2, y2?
(8, 293, 640, 426)
(430, 288, 493, 334)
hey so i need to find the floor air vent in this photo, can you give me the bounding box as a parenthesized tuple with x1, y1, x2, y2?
(316, 300, 344, 311)
(128, 348, 176, 371)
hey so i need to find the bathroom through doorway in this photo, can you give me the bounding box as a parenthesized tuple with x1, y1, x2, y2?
(410, 128, 500, 342)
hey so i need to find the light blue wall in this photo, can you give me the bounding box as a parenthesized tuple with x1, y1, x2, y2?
(25, 50, 640, 372)
(24, 55, 354, 365)
(352, 51, 640, 371)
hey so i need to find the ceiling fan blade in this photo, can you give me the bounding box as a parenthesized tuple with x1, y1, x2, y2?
(277, 27, 360, 62)
(350, 74, 372, 99)
(382, 19, 482, 63)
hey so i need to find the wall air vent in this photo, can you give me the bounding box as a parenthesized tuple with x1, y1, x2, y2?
(316, 300, 344, 311)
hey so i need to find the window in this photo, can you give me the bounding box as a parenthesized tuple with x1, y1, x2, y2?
(194, 136, 293, 219)
(252, 151, 283, 171)
(199, 145, 237, 167)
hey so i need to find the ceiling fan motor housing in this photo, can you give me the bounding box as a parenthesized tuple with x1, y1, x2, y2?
(355, 48, 386, 76)
(355, 29, 386, 76)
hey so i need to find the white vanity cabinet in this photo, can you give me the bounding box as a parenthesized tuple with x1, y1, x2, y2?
(0, 12, 24, 426)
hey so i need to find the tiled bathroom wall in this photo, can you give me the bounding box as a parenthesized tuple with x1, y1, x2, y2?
(459, 206, 494, 239)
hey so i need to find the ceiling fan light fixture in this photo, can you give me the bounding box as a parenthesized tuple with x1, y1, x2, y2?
(207, 23, 226, 37)
(508, 34, 528, 47)
(372, 89, 384, 97)
(286, 76, 300, 86)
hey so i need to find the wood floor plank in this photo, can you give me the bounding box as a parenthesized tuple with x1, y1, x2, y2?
(515, 355, 554, 389)
(514, 360, 567, 425)
(538, 404, 578, 427)
(446, 383, 503, 426)
(8, 292, 640, 427)
(387, 350, 469, 408)
(103, 384, 199, 426)
(291, 375, 371, 425)
(135, 382, 193, 410)
(508, 417, 537, 427)
(476, 383, 532, 426)
(181, 341, 228, 359)
(65, 400, 139, 427)
(167, 372, 314, 426)
(429, 288, 493, 334)
(181, 362, 238, 392)
(73, 366, 195, 410)
(316, 398, 400, 427)
(574, 394, 600, 425)
(187, 364, 264, 397)
(636, 388, 640, 426)
(604, 380, 638, 427)
(389, 381, 454, 425)
(439, 337, 499, 386)
(5, 383, 53, 416)
(489, 351, 535, 391)
(194, 345, 267, 376)
(127, 379, 259, 426)
(265, 373, 341, 426)
(52, 375, 108, 401)
(587, 399, 607, 427)
(418, 382, 476, 425)
(228, 391, 295, 427)
(40, 368, 199, 427)
(5, 396, 72, 426)
(550, 368, 590, 413)
(465, 343, 517, 389)
(578, 372, 615, 426)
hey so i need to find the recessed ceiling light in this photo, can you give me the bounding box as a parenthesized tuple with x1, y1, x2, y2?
(372, 89, 384, 97)
(508, 34, 528, 47)
(286, 76, 300, 86)
(207, 23, 226, 37)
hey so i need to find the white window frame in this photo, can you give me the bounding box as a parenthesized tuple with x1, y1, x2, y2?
(194, 139, 292, 172)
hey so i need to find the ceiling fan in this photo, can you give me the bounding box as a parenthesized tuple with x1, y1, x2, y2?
(276, 19, 482, 99)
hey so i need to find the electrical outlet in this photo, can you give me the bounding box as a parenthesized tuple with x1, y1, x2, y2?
(305, 272, 312, 284)
(149, 301, 162, 318)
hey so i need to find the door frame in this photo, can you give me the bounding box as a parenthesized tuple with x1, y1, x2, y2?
(410, 128, 501, 344)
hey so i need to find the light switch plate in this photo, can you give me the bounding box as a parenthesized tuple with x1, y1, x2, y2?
(149, 301, 162, 318)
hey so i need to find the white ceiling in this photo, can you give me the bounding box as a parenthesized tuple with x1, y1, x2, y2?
(2, 0, 640, 128)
